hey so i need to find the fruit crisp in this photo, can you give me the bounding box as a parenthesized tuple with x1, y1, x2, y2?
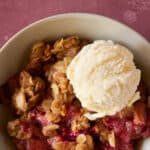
(0, 36, 150, 150)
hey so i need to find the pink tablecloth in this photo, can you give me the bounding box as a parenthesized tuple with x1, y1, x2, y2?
(0, 0, 150, 47)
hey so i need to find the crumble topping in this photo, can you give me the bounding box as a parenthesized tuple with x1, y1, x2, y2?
(0, 36, 150, 150)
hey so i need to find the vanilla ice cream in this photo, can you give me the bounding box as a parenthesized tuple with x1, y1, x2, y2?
(67, 40, 141, 120)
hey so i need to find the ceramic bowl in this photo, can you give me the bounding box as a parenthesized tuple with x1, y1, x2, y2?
(0, 13, 150, 150)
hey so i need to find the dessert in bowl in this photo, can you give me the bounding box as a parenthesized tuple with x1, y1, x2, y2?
(0, 13, 150, 150)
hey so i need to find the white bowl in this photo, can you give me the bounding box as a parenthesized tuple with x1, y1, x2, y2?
(0, 13, 150, 150)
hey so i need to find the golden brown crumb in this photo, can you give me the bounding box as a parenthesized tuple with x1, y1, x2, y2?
(108, 131, 116, 147)
(42, 124, 59, 137)
(51, 83, 60, 100)
(76, 134, 94, 150)
(20, 71, 45, 96)
(52, 36, 80, 59)
(17, 71, 45, 111)
(7, 119, 31, 140)
(45, 111, 61, 123)
(94, 120, 116, 147)
(33, 77, 45, 92)
(71, 114, 90, 131)
(28, 41, 52, 65)
(12, 90, 28, 115)
(30, 42, 45, 60)
(51, 99, 66, 116)
(40, 99, 52, 111)
(46, 58, 75, 104)
(76, 134, 87, 144)
(20, 71, 32, 88)
(62, 36, 80, 49)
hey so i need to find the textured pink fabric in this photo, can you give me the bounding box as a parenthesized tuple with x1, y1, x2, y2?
(0, 0, 150, 47)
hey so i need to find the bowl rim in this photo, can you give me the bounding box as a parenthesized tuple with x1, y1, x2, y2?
(1, 12, 150, 53)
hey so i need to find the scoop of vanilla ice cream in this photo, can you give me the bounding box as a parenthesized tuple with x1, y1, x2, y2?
(67, 40, 141, 120)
